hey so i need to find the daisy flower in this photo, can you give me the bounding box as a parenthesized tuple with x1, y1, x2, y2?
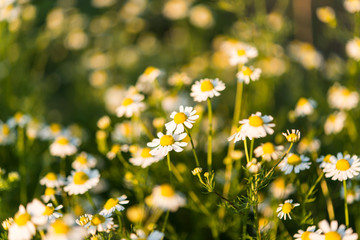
(49, 136, 78, 158)
(310, 219, 358, 240)
(347, 37, 360, 61)
(1, 217, 13, 230)
(38, 123, 63, 140)
(99, 195, 129, 215)
(76, 214, 92, 227)
(41, 187, 59, 203)
(316, 7, 336, 27)
(297, 138, 321, 154)
(97, 116, 111, 130)
(168, 72, 192, 86)
(190, 78, 225, 102)
(44, 216, 88, 240)
(130, 229, 164, 240)
(72, 152, 97, 170)
(239, 112, 275, 139)
(0, 122, 15, 145)
(247, 158, 261, 174)
(136, 66, 161, 93)
(116, 90, 146, 118)
(341, 183, 360, 204)
(328, 84, 359, 111)
(86, 213, 116, 235)
(276, 199, 299, 220)
(129, 147, 163, 168)
(150, 184, 186, 212)
(147, 132, 187, 158)
(40, 172, 65, 188)
(324, 112, 346, 135)
(7, 112, 31, 128)
(227, 125, 247, 143)
(288, 41, 323, 70)
(227, 43, 258, 66)
(270, 177, 295, 199)
(254, 142, 284, 161)
(344, 0, 360, 13)
(165, 105, 199, 134)
(323, 153, 360, 181)
(8, 205, 36, 240)
(27, 199, 62, 225)
(64, 169, 100, 195)
(106, 144, 122, 160)
(294, 98, 317, 117)
(278, 153, 311, 175)
(293, 226, 322, 240)
(236, 65, 262, 84)
(282, 129, 301, 142)
(317, 154, 333, 169)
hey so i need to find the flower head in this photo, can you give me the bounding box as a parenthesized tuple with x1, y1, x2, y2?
(344, 0, 360, 13)
(99, 195, 129, 215)
(64, 169, 100, 195)
(282, 129, 301, 143)
(254, 142, 284, 161)
(44, 216, 88, 240)
(236, 65, 261, 84)
(147, 132, 187, 158)
(150, 184, 186, 212)
(226, 42, 258, 66)
(165, 105, 199, 134)
(190, 78, 225, 102)
(317, 154, 333, 169)
(247, 158, 261, 174)
(72, 152, 97, 170)
(294, 98, 317, 117)
(8, 205, 36, 240)
(40, 172, 65, 188)
(278, 153, 311, 175)
(310, 219, 358, 240)
(49, 136, 78, 157)
(328, 84, 359, 111)
(323, 153, 360, 181)
(86, 213, 116, 235)
(276, 199, 299, 220)
(293, 225, 321, 240)
(129, 147, 163, 168)
(116, 89, 146, 118)
(325, 112, 346, 135)
(239, 112, 275, 139)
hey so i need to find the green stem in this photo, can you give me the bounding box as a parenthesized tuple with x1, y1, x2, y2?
(343, 180, 349, 227)
(185, 128, 200, 167)
(207, 99, 213, 172)
(243, 139, 250, 163)
(60, 156, 66, 177)
(117, 152, 130, 169)
(304, 172, 324, 202)
(167, 153, 173, 184)
(249, 139, 255, 161)
(213, 191, 240, 211)
(85, 192, 96, 211)
(161, 210, 170, 239)
(17, 127, 26, 204)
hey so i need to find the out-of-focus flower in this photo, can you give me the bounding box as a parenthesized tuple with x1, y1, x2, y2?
(324, 112, 346, 135)
(278, 153, 311, 174)
(136, 67, 162, 93)
(147, 132, 187, 158)
(227, 125, 246, 143)
(91, 0, 115, 8)
(46, 8, 64, 31)
(344, 0, 360, 13)
(7, 112, 31, 128)
(130, 229, 164, 240)
(40, 172, 65, 188)
(0, 0, 20, 23)
(150, 184, 186, 212)
(27, 199, 62, 225)
(64, 169, 100, 195)
(322, 55, 345, 80)
(254, 142, 284, 161)
(297, 138, 320, 154)
(189, 5, 213, 29)
(86, 214, 116, 235)
(267, 12, 284, 31)
(224, 42, 258, 66)
(294, 98, 317, 117)
(0, 122, 15, 145)
(328, 84, 359, 110)
(44, 216, 88, 240)
(276, 199, 299, 220)
(8, 205, 36, 240)
(190, 78, 225, 102)
(97, 116, 111, 130)
(129, 147, 162, 168)
(317, 154, 333, 169)
(38, 123, 63, 141)
(288, 41, 323, 69)
(1, 217, 13, 231)
(239, 112, 275, 140)
(236, 65, 261, 84)
(49, 136, 78, 158)
(323, 153, 360, 181)
(310, 220, 358, 240)
(247, 159, 261, 174)
(168, 72, 192, 86)
(104, 85, 127, 114)
(270, 177, 295, 199)
(293, 226, 321, 240)
(99, 195, 129, 215)
(163, 0, 189, 20)
(72, 152, 97, 170)
(316, 7, 336, 27)
(41, 187, 58, 203)
(64, 29, 89, 50)
(346, 37, 360, 61)
(341, 183, 360, 204)
(106, 144, 121, 160)
(116, 89, 146, 118)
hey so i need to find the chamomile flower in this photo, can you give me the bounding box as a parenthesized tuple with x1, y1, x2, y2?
(72, 152, 97, 170)
(87, 213, 116, 235)
(38, 123, 63, 140)
(0, 122, 15, 145)
(44, 216, 88, 240)
(344, 0, 360, 13)
(278, 153, 311, 174)
(168, 72, 192, 86)
(310, 219, 358, 240)
(276, 199, 299, 220)
(297, 138, 321, 154)
(99, 195, 129, 215)
(27, 199, 62, 225)
(165, 105, 199, 134)
(227, 124, 247, 143)
(294, 226, 322, 240)
(270, 177, 295, 199)
(282, 129, 301, 142)
(64, 169, 100, 195)
(316, 7, 336, 27)
(294, 98, 317, 117)
(116, 90, 146, 118)
(41, 187, 59, 203)
(130, 229, 164, 240)
(324, 112, 346, 135)
(7, 112, 31, 128)
(40, 172, 65, 188)
(76, 214, 92, 226)
(190, 78, 225, 102)
(323, 153, 360, 181)
(254, 142, 284, 161)
(1, 217, 13, 230)
(49, 136, 78, 158)
(227, 43, 258, 66)
(328, 84, 359, 111)
(317, 154, 333, 169)
(129, 147, 162, 168)
(106, 144, 122, 160)
(8, 205, 36, 240)
(247, 158, 261, 174)
(136, 66, 161, 93)
(236, 65, 262, 84)
(288, 41, 323, 70)
(341, 183, 360, 204)
(151, 184, 186, 212)
(97, 116, 111, 130)
(147, 132, 187, 158)
(239, 112, 275, 139)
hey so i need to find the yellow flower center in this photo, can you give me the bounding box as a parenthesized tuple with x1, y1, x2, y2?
(14, 112, 23, 122)
(286, 133, 298, 142)
(325, 231, 341, 240)
(237, 49, 246, 56)
(144, 66, 157, 75)
(45, 172, 57, 181)
(287, 154, 301, 165)
(336, 159, 351, 171)
(297, 98, 309, 107)
(242, 67, 253, 76)
(140, 148, 152, 158)
(160, 184, 175, 197)
(50, 123, 61, 133)
(43, 206, 55, 216)
(104, 198, 119, 210)
(160, 135, 175, 146)
(78, 216, 89, 225)
(56, 137, 69, 145)
(111, 144, 121, 153)
(328, 114, 336, 122)
(248, 116, 264, 127)
(301, 231, 311, 240)
(2, 125, 10, 135)
(262, 142, 275, 154)
(91, 214, 105, 226)
(52, 219, 70, 234)
(273, 178, 285, 189)
(342, 89, 351, 96)
(14, 213, 31, 226)
(122, 98, 134, 106)
(324, 154, 332, 163)
(76, 155, 88, 165)
(281, 202, 293, 214)
(73, 171, 89, 185)
(174, 112, 187, 124)
(200, 80, 214, 92)
(45, 187, 56, 196)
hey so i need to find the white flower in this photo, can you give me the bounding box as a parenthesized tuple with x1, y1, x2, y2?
(254, 142, 284, 161)
(86, 213, 116, 235)
(116, 90, 146, 118)
(310, 219, 358, 240)
(288, 41, 323, 70)
(317, 154, 333, 169)
(72, 152, 97, 170)
(7, 112, 31, 128)
(270, 177, 295, 199)
(49, 136, 78, 157)
(8, 205, 36, 240)
(227, 43, 258, 66)
(27, 199, 62, 225)
(293, 226, 322, 240)
(227, 124, 247, 143)
(190, 78, 225, 102)
(129, 147, 163, 168)
(294, 98, 317, 117)
(130, 229, 164, 240)
(44, 215, 88, 240)
(276, 199, 299, 220)
(278, 153, 311, 175)
(247, 158, 261, 174)
(344, 0, 360, 13)
(282, 129, 301, 143)
(239, 112, 275, 139)
(40, 172, 65, 188)
(0, 122, 15, 145)
(165, 105, 199, 134)
(341, 183, 360, 204)
(0, 0, 20, 23)
(99, 195, 129, 215)
(150, 184, 186, 212)
(168, 72, 192, 86)
(324, 112, 346, 135)
(297, 138, 321, 154)
(38, 123, 64, 140)
(236, 65, 261, 84)
(323, 153, 360, 181)
(328, 84, 359, 110)
(64, 169, 100, 195)
(41, 187, 59, 203)
(136, 66, 162, 93)
(147, 132, 187, 158)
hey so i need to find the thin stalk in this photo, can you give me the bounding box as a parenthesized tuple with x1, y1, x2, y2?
(60, 156, 66, 177)
(304, 172, 324, 202)
(136, 116, 154, 140)
(207, 99, 213, 172)
(243, 139, 250, 163)
(117, 152, 131, 169)
(318, 168, 335, 220)
(161, 210, 170, 239)
(249, 139, 255, 161)
(343, 180, 349, 227)
(167, 153, 173, 184)
(85, 192, 96, 211)
(213, 191, 240, 211)
(185, 128, 200, 167)
(17, 127, 27, 204)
